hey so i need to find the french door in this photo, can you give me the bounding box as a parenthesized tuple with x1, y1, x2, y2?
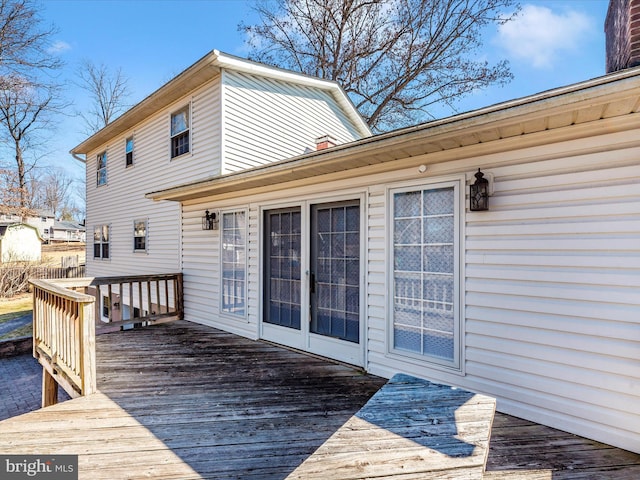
(262, 199, 363, 365)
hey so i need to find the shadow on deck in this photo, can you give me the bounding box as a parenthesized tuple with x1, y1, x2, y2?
(1, 320, 639, 479)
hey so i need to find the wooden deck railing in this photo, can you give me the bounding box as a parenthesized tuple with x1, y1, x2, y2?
(30, 273, 184, 407)
(31, 278, 96, 407)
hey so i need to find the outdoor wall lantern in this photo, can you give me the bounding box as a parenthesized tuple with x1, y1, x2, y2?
(202, 209, 219, 230)
(470, 168, 489, 211)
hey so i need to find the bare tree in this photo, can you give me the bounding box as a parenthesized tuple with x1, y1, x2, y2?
(0, 76, 61, 208)
(242, 0, 517, 131)
(0, 0, 62, 84)
(76, 59, 131, 134)
(0, 0, 64, 209)
(40, 169, 74, 217)
(0, 167, 33, 217)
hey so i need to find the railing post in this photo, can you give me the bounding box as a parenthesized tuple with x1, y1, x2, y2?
(42, 368, 58, 408)
(80, 301, 96, 395)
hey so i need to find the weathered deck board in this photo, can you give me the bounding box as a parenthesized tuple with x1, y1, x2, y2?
(288, 373, 495, 480)
(1, 321, 638, 479)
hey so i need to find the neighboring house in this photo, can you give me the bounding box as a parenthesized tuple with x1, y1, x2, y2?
(0, 223, 42, 263)
(0, 213, 21, 223)
(24, 210, 55, 243)
(72, 10, 639, 456)
(50, 220, 86, 243)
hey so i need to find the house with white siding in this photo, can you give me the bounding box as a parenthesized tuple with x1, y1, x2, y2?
(73, 49, 639, 455)
(71, 49, 371, 281)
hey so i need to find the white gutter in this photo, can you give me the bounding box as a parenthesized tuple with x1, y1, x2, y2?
(72, 152, 86, 163)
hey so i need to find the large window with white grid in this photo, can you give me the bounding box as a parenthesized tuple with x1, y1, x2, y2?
(221, 210, 246, 317)
(390, 181, 460, 368)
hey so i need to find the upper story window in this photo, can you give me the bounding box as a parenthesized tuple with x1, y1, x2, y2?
(93, 224, 109, 259)
(125, 136, 134, 167)
(97, 151, 107, 186)
(133, 219, 147, 252)
(170, 106, 190, 158)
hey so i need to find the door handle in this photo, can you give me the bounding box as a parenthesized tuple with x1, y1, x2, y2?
(310, 273, 316, 294)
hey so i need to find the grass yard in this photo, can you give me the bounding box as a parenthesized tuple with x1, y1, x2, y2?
(0, 294, 33, 339)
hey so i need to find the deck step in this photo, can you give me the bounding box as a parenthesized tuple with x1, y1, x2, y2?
(288, 373, 496, 480)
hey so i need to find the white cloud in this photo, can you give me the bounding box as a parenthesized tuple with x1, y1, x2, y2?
(47, 40, 71, 55)
(496, 4, 593, 68)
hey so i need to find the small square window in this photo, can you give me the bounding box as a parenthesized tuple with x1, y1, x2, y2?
(93, 224, 109, 259)
(97, 152, 107, 186)
(170, 106, 190, 158)
(134, 219, 147, 252)
(125, 136, 134, 167)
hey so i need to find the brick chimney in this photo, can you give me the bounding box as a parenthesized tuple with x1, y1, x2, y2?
(605, 0, 640, 72)
(315, 135, 337, 151)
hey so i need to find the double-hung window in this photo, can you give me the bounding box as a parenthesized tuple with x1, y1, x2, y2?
(93, 225, 110, 259)
(390, 182, 460, 368)
(170, 106, 190, 158)
(97, 151, 107, 186)
(133, 219, 147, 252)
(125, 136, 134, 167)
(221, 210, 246, 316)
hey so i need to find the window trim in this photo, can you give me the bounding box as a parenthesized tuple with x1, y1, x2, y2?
(386, 177, 464, 373)
(133, 218, 147, 253)
(219, 209, 247, 319)
(93, 224, 110, 260)
(170, 104, 190, 159)
(125, 136, 134, 167)
(96, 151, 107, 186)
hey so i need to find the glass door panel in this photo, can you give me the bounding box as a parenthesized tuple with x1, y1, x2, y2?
(310, 201, 360, 343)
(264, 208, 302, 329)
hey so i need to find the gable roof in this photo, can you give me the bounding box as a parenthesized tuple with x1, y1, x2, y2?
(147, 66, 640, 202)
(71, 50, 371, 156)
(0, 222, 43, 241)
(54, 220, 85, 231)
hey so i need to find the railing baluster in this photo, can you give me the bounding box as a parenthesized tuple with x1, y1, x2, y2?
(156, 280, 161, 315)
(147, 281, 152, 316)
(129, 281, 134, 320)
(107, 284, 113, 322)
(164, 279, 169, 315)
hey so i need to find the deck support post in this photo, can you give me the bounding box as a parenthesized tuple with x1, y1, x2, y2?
(42, 367, 58, 408)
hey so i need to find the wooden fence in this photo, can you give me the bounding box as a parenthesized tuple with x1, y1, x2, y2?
(0, 265, 86, 298)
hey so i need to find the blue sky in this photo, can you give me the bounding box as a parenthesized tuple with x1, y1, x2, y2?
(39, 0, 610, 186)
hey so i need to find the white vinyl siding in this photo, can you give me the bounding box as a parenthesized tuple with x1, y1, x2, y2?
(461, 158, 640, 454)
(221, 70, 363, 174)
(179, 129, 639, 454)
(181, 202, 256, 339)
(85, 77, 222, 278)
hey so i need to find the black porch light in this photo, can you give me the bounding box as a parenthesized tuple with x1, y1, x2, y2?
(470, 168, 489, 211)
(202, 209, 218, 230)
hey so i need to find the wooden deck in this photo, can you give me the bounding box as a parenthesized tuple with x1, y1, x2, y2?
(1, 321, 638, 479)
